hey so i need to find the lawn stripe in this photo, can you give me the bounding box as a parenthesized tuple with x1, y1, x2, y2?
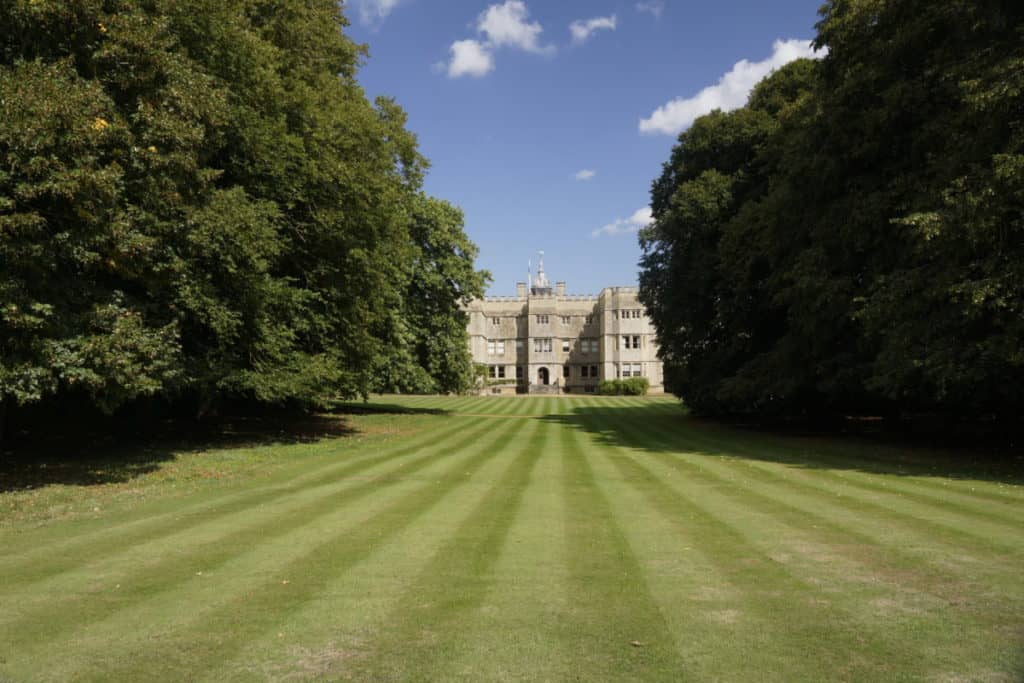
(0, 413, 487, 589)
(0, 415, 499, 641)
(585, 404, 1023, 558)
(341, 417, 548, 681)
(582, 406, 924, 679)
(586, 406, 1022, 631)
(0, 410, 464, 566)
(558, 406, 687, 680)
(206, 416, 551, 680)
(671, 421, 1024, 554)
(5, 416, 527, 681)
(689, 423, 1024, 524)
(424, 418, 573, 681)
(692, 420, 1023, 507)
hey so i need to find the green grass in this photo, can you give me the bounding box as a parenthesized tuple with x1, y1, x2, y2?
(1, 396, 1022, 682)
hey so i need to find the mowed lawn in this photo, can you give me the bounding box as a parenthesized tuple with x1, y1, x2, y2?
(1, 396, 1022, 682)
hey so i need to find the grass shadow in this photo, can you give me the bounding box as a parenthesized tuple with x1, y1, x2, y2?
(540, 404, 1024, 486)
(0, 413, 357, 493)
(329, 400, 450, 416)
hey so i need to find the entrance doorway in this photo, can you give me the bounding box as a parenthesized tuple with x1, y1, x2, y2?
(537, 367, 550, 385)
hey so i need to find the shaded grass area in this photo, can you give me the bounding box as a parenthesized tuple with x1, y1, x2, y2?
(1, 395, 1022, 681)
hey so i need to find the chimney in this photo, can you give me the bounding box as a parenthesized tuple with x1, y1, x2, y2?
(516, 282, 527, 298)
(556, 281, 566, 296)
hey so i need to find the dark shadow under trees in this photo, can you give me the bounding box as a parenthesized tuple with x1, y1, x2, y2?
(540, 403, 1024, 486)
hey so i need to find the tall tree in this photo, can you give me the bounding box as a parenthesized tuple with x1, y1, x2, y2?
(0, 0, 483, 425)
(640, 0, 1024, 421)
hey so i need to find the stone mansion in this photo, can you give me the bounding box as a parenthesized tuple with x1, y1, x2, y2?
(463, 255, 664, 394)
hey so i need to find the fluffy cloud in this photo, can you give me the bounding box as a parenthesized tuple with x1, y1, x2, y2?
(569, 15, 617, 44)
(447, 40, 495, 78)
(592, 207, 653, 237)
(478, 0, 553, 54)
(574, 169, 596, 181)
(444, 1, 553, 78)
(355, 0, 403, 25)
(636, 1, 664, 19)
(639, 39, 824, 135)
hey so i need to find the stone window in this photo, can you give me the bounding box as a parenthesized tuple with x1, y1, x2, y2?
(563, 365, 570, 378)
(488, 365, 506, 379)
(516, 366, 524, 380)
(533, 338, 552, 353)
(536, 314, 549, 324)
(562, 339, 570, 352)
(487, 340, 505, 355)
(590, 365, 598, 378)
(492, 317, 500, 325)
(560, 316, 571, 325)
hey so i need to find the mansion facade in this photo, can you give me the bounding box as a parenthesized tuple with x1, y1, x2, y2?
(464, 256, 664, 394)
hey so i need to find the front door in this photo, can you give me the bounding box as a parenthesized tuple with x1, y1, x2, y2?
(538, 367, 549, 385)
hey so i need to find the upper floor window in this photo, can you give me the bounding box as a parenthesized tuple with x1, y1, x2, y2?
(487, 340, 506, 355)
(562, 339, 571, 353)
(560, 316, 571, 325)
(491, 317, 500, 325)
(580, 338, 598, 354)
(622, 335, 640, 349)
(533, 338, 552, 353)
(536, 314, 549, 324)
(585, 315, 593, 324)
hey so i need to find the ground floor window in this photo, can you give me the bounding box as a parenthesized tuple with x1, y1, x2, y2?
(563, 365, 570, 378)
(488, 365, 506, 379)
(516, 366, 524, 381)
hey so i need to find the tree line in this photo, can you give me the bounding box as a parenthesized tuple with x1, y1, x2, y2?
(0, 0, 487, 436)
(639, 0, 1023, 422)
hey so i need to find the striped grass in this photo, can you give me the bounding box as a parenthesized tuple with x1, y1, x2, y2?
(0, 395, 1021, 681)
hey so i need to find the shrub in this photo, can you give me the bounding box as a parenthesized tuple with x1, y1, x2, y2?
(598, 378, 649, 396)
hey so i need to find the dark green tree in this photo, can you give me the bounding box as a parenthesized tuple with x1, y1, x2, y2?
(640, 0, 1024, 422)
(0, 0, 484, 430)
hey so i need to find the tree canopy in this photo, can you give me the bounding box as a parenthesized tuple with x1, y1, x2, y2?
(0, 0, 486, 424)
(640, 0, 1024, 421)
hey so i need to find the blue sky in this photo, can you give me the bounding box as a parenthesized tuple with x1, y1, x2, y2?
(345, 0, 824, 295)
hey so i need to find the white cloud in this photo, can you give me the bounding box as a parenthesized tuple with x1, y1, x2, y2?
(355, 0, 403, 25)
(447, 40, 495, 78)
(639, 39, 824, 135)
(569, 15, 617, 44)
(574, 169, 596, 181)
(444, 1, 553, 78)
(477, 1, 554, 55)
(592, 207, 653, 237)
(636, 1, 664, 19)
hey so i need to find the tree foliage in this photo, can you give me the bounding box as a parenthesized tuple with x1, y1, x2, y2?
(640, 0, 1024, 420)
(0, 0, 485, 420)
